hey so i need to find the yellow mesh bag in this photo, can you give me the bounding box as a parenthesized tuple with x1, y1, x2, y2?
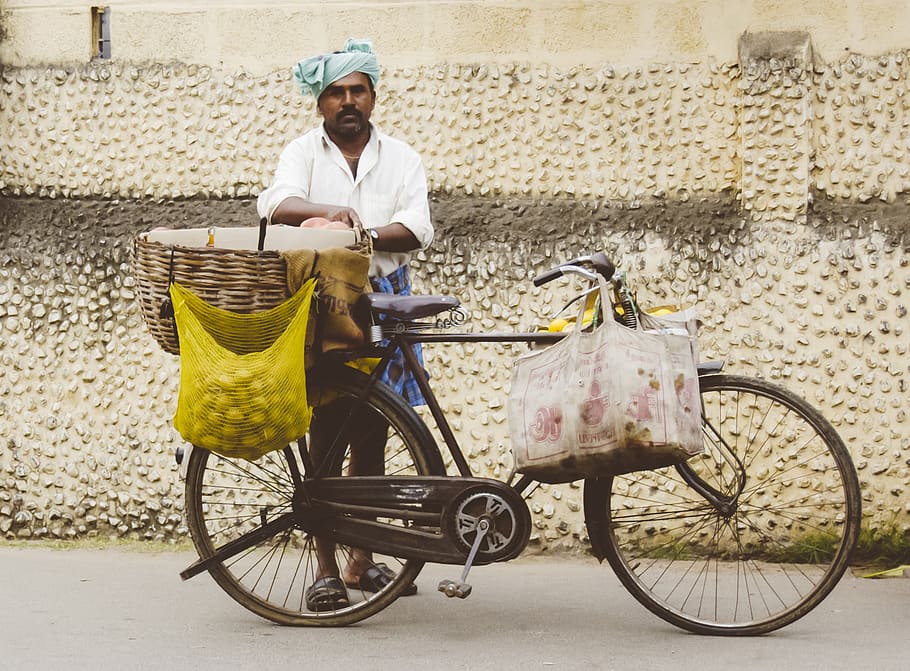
(170, 279, 316, 460)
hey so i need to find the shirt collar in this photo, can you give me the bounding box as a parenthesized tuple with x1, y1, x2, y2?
(318, 122, 383, 153)
(319, 123, 382, 182)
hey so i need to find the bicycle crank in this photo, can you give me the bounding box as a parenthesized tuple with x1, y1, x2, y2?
(438, 485, 532, 599)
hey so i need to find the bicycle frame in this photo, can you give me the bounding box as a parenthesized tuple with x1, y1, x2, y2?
(183, 254, 743, 580)
(318, 324, 563, 486)
(178, 322, 737, 584)
(318, 318, 739, 517)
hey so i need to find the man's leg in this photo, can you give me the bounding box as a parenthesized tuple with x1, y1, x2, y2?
(308, 398, 388, 582)
(340, 405, 388, 584)
(307, 401, 345, 581)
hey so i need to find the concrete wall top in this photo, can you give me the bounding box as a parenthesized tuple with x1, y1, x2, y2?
(2, 1, 910, 73)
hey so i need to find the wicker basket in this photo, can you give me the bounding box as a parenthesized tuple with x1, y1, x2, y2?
(132, 234, 290, 355)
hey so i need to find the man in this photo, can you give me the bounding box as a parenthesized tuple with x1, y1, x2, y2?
(257, 39, 432, 611)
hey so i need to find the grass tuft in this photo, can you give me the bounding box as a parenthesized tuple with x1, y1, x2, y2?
(851, 523, 910, 569)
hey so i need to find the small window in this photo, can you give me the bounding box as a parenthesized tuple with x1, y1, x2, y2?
(91, 6, 111, 59)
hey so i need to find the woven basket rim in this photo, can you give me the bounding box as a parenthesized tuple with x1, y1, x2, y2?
(134, 234, 284, 257)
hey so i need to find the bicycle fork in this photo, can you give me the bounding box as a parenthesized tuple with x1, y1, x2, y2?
(583, 412, 749, 562)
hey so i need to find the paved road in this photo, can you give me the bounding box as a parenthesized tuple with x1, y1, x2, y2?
(1, 545, 908, 671)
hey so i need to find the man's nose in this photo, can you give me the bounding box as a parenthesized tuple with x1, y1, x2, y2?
(342, 89, 356, 105)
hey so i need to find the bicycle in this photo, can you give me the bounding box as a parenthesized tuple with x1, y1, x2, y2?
(177, 252, 862, 636)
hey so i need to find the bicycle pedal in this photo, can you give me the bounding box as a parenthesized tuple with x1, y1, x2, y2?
(438, 579, 472, 599)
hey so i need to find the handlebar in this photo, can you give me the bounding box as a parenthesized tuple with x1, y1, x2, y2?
(532, 252, 616, 287)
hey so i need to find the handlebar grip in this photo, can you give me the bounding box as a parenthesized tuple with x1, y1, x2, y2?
(532, 253, 616, 287)
(532, 267, 565, 287)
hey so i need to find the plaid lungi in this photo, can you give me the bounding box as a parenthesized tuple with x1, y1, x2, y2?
(370, 264, 427, 407)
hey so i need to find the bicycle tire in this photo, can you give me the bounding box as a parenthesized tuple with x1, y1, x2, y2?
(184, 364, 445, 626)
(586, 373, 862, 635)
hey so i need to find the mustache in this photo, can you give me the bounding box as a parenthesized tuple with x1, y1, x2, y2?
(336, 109, 363, 122)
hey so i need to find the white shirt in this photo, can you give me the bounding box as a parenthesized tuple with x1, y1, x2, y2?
(257, 124, 433, 278)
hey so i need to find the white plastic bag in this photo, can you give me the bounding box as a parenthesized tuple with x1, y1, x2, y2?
(638, 305, 699, 363)
(508, 278, 703, 484)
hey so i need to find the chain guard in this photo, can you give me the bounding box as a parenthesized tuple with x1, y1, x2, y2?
(299, 476, 531, 565)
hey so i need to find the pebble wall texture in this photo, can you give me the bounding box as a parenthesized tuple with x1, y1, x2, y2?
(0, 60, 743, 203)
(1, 53, 910, 549)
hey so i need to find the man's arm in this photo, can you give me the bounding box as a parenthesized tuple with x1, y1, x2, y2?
(271, 197, 362, 228)
(259, 135, 360, 226)
(380, 150, 433, 252)
(369, 223, 420, 252)
(261, 135, 367, 231)
(273, 201, 417, 250)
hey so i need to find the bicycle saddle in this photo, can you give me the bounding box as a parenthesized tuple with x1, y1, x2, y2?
(360, 293, 460, 320)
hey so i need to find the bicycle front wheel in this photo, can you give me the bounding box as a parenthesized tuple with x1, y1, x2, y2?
(587, 373, 861, 635)
(184, 365, 445, 626)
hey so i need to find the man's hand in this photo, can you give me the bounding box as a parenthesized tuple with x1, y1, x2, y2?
(271, 200, 363, 228)
(322, 206, 363, 228)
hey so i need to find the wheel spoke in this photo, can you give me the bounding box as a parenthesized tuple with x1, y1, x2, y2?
(597, 374, 861, 635)
(183, 366, 443, 626)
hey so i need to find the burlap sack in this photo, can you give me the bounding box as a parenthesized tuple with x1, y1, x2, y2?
(281, 240, 372, 362)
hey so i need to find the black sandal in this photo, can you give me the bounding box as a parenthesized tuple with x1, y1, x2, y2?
(305, 576, 350, 611)
(346, 563, 418, 596)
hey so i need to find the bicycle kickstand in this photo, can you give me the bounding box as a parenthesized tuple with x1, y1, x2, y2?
(437, 519, 490, 599)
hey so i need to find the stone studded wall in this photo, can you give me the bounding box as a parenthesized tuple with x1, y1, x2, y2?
(4, 50, 910, 212)
(2, 32, 910, 546)
(2, 194, 909, 548)
(0, 60, 744, 202)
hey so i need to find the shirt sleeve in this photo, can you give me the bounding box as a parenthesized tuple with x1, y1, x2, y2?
(256, 138, 313, 223)
(390, 152, 434, 249)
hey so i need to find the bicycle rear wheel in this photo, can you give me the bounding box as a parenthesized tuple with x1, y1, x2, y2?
(586, 373, 861, 635)
(184, 365, 444, 626)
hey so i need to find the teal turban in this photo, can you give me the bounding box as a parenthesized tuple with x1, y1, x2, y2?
(292, 39, 380, 98)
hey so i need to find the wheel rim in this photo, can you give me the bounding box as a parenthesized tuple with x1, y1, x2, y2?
(604, 376, 860, 634)
(185, 382, 436, 625)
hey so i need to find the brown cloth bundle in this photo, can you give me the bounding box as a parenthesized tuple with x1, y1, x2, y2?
(281, 241, 372, 363)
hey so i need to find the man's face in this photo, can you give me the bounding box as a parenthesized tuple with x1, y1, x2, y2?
(317, 71, 376, 140)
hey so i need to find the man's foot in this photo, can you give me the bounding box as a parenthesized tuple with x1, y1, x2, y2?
(305, 576, 350, 611)
(344, 562, 418, 596)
